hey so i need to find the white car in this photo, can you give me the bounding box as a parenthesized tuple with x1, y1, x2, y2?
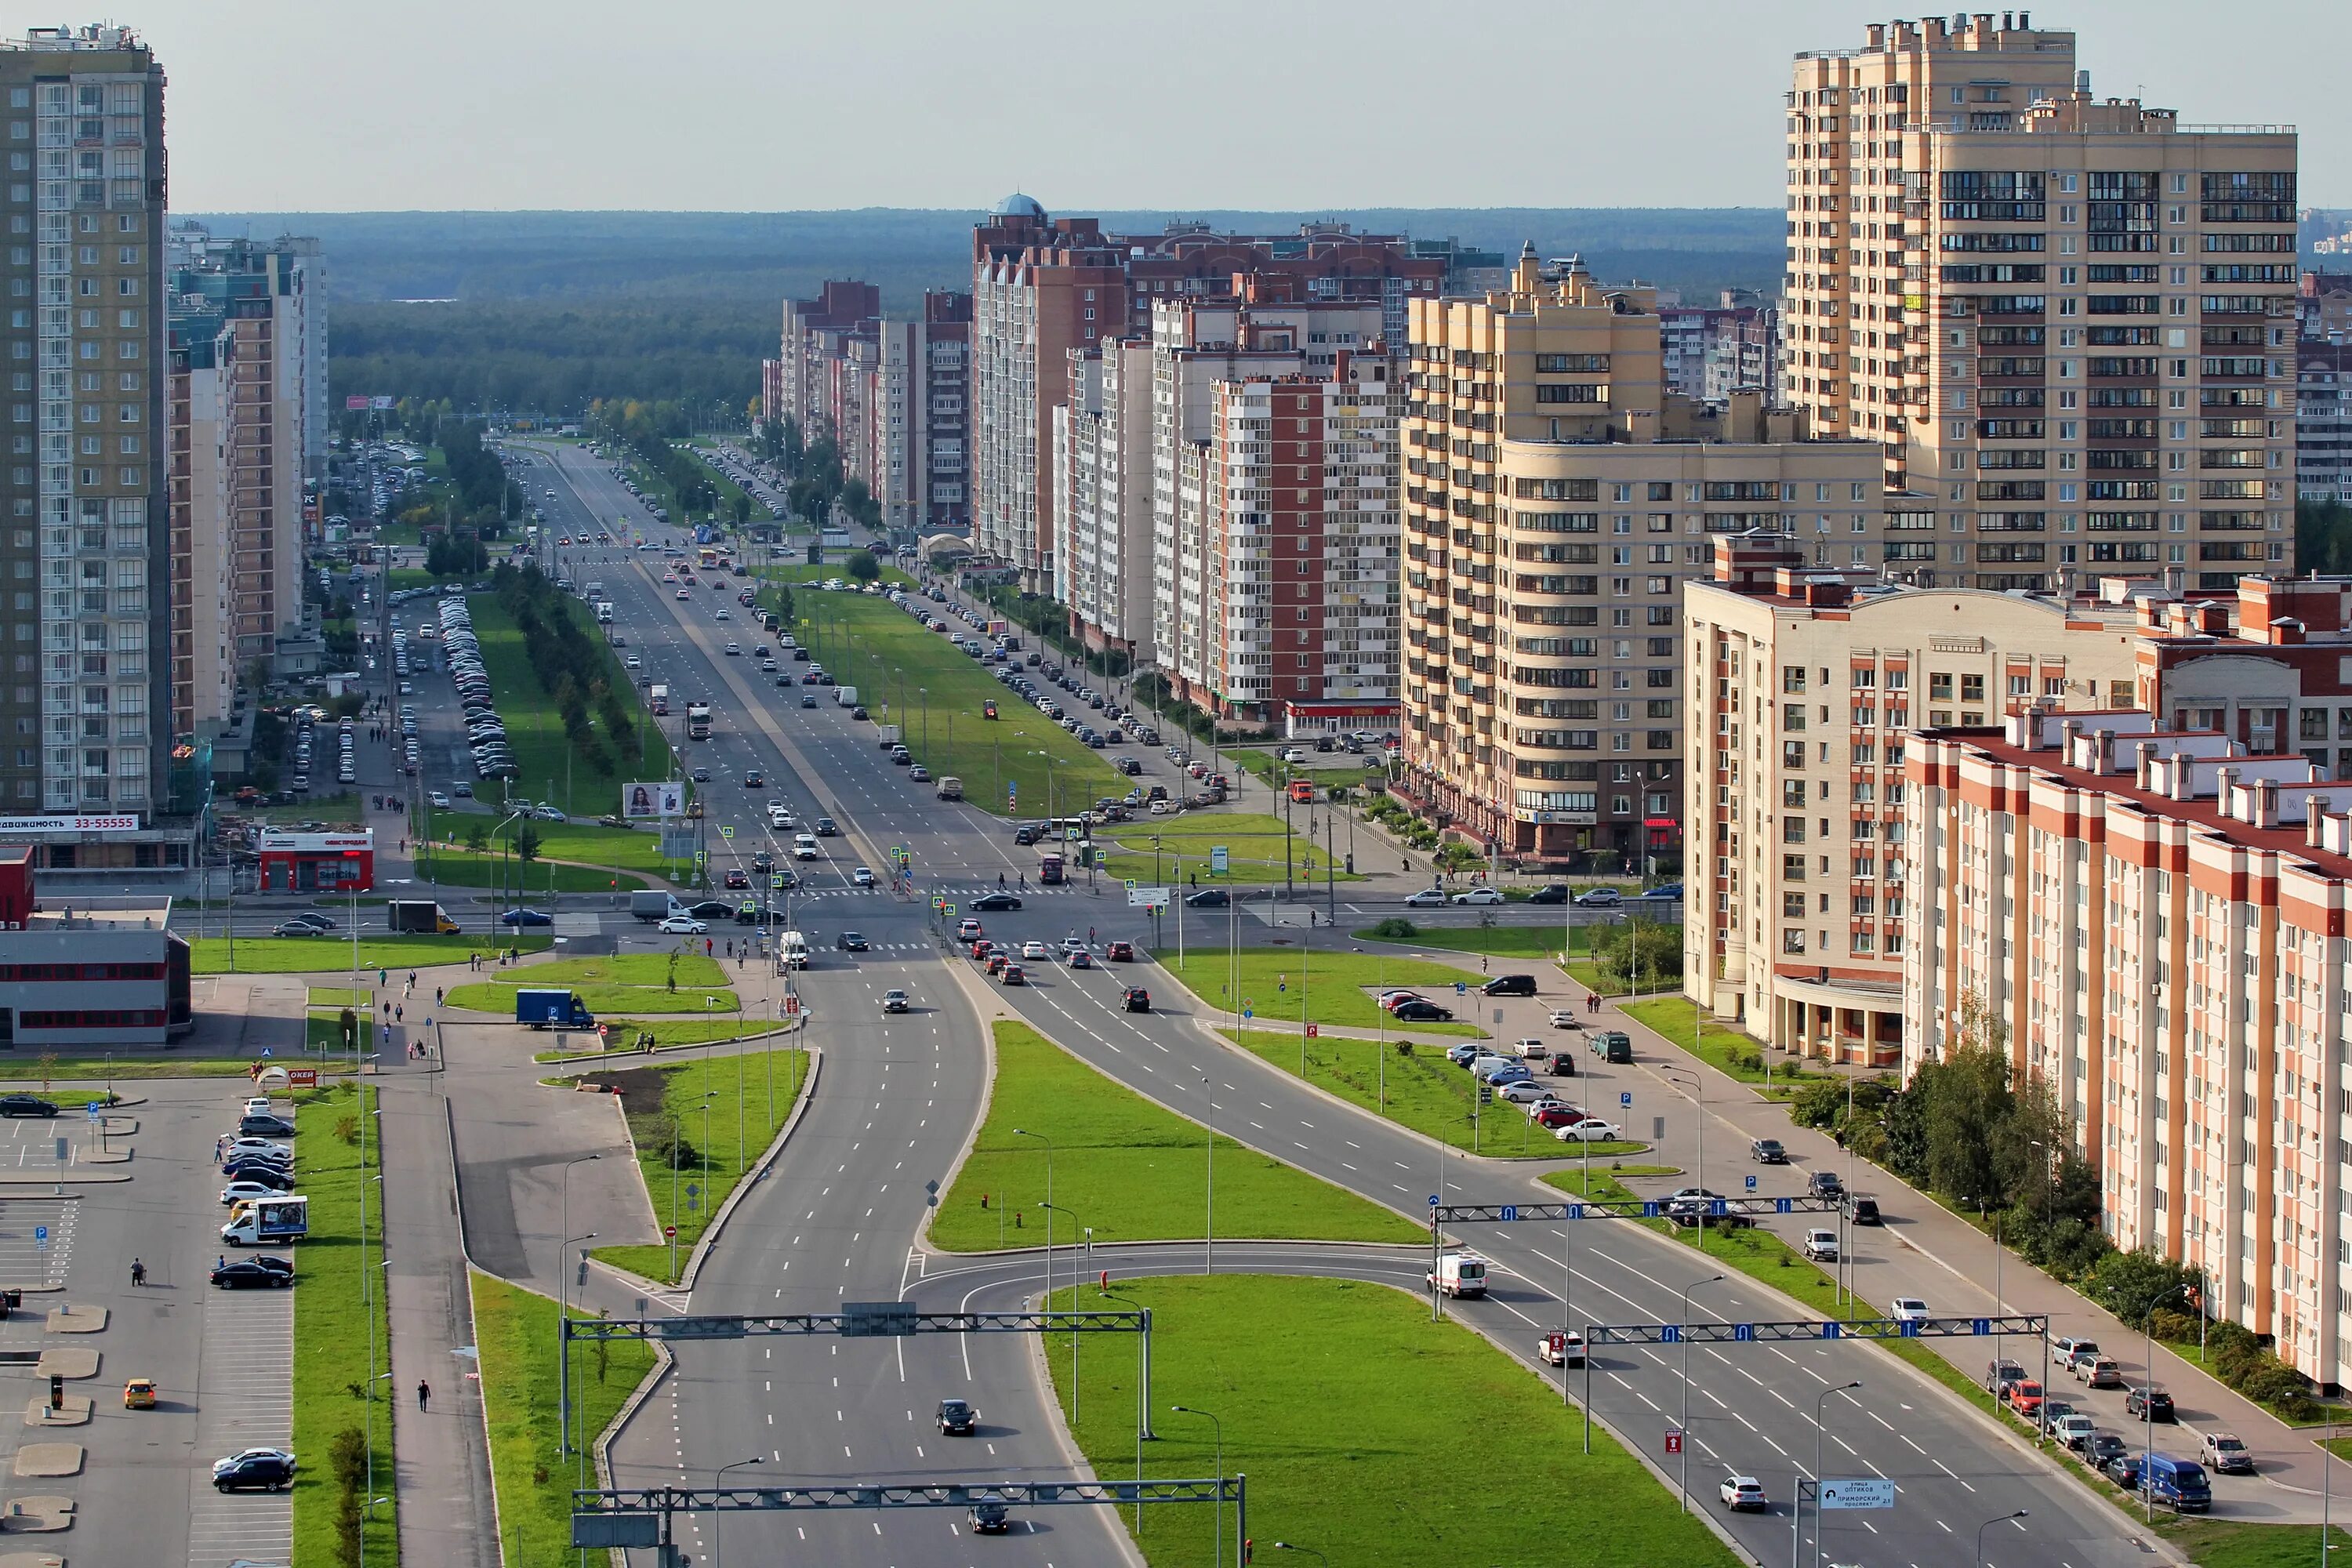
(1548, 1008, 1581, 1029)
(1020, 940, 1048, 960)
(220, 1138, 292, 1161)
(1450, 887, 1504, 906)
(1497, 1080, 1552, 1104)
(724, 642, 740, 655)
(850, 866, 876, 887)
(1802, 1228, 1839, 1263)
(657, 916, 708, 935)
(1403, 888, 1448, 908)
(1890, 1297, 1932, 1323)
(220, 1179, 291, 1206)
(1552, 1119, 1621, 1143)
(533, 805, 567, 822)
(427, 790, 451, 808)
(1719, 1475, 1768, 1512)
(625, 655, 642, 669)
(714, 608, 731, 620)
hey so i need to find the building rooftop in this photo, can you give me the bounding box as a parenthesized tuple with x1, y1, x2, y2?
(24, 900, 172, 932)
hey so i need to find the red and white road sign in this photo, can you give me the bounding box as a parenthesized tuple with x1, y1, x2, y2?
(1664, 1428, 1683, 1456)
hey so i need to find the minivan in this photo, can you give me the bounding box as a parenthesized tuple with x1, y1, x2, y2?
(1593, 1030, 1632, 1063)
(2139, 1454, 2212, 1513)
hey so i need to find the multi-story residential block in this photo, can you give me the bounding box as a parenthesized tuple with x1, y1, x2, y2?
(1785, 16, 2298, 592)
(1682, 532, 2143, 1065)
(2301, 270, 2352, 343)
(1145, 287, 1401, 725)
(771, 279, 880, 437)
(167, 222, 325, 484)
(1701, 292, 1782, 405)
(1054, 338, 1153, 669)
(970, 197, 1457, 587)
(1396, 248, 1887, 869)
(0, 25, 170, 815)
(2298, 343, 2352, 505)
(168, 321, 230, 732)
(917, 290, 971, 532)
(1906, 702, 2352, 1387)
(2131, 575, 2352, 774)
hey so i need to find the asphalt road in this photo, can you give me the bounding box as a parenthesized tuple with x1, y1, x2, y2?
(524, 443, 2139, 1568)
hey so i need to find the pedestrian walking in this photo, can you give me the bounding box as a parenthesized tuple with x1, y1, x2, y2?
(416, 1380, 430, 1411)
(435, 985, 444, 1005)
(394, 1004, 403, 1024)
(129, 1258, 145, 1287)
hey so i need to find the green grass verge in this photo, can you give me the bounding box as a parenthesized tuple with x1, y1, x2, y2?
(1541, 1165, 1682, 1197)
(1215, 1029, 1644, 1161)
(422, 812, 679, 873)
(0, 1057, 280, 1081)
(290, 1083, 397, 1567)
(931, 1022, 1419, 1250)
(448, 951, 739, 1015)
(191, 934, 550, 975)
(465, 592, 667, 818)
(1352, 920, 1678, 1000)
(471, 1269, 655, 1566)
(769, 578, 1127, 816)
(405, 851, 654, 894)
(589, 1049, 808, 1283)
(1099, 810, 1365, 886)
(1044, 1274, 1741, 1568)
(1158, 946, 1486, 1038)
(1621, 1000, 1817, 1099)
(533, 1018, 786, 1060)
(307, 987, 369, 1008)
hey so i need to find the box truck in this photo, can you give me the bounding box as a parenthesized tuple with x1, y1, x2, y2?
(874, 724, 902, 746)
(514, 989, 597, 1029)
(629, 891, 689, 924)
(387, 899, 460, 935)
(835, 685, 858, 707)
(935, 775, 964, 801)
(221, 1195, 310, 1248)
(779, 931, 809, 970)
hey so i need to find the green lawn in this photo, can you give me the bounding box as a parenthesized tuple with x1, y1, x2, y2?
(472, 1269, 655, 1567)
(0, 1057, 278, 1081)
(289, 1083, 397, 1568)
(1541, 1164, 1682, 1197)
(1044, 1274, 1742, 1568)
(1621, 1000, 1817, 1099)
(466, 592, 669, 819)
(930, 1022, 1419, 1250)
(535, 1017, 786, 1059)
(445, 967, 739, 1016)
(421, 812, 678, 873)
(1216, 1029, 1646, 1161)
(769, 578, 1127, 816)
(191, 933, 549, 975)
(1157, 946, 1486, 1038)
(590, 1050, 808, 1283)
(1352, 919, 1681, 1000)
(1098, 811, 1365, 886)
(403, 850, 655, 894)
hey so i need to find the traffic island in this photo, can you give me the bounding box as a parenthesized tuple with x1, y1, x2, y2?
(38, 1308, 100, 1335)
(18, 1397, 86, 1428)
(8, 1446, 76, 1479)
(28, 1353, 91, 1382)
(0, 1497, 70, 1533)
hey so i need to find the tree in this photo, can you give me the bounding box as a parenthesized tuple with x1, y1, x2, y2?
(515, 823, 543, 863)
(845, 550, 880, 586)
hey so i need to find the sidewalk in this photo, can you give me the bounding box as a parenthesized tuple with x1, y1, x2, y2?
(379, 1050, 499, 1568)
(1602, 990, 2352, 1523)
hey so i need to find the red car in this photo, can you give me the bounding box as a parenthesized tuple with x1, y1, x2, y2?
(723, 869, 749, 889)
(1534, 1104, 1584, 1130)
(969, 939, 995, 960)
(985, 952, 1011, 975)
(1105, 940, 1135, 961)
(1000, 964, 1026, 985)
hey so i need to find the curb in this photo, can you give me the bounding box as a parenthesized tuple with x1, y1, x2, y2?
(918, 960, 1012, 1250)
(675, 1046, 823, 1293)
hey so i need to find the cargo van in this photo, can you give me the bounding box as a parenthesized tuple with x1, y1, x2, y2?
(793, 833, 820, 860)
(1593, 1030, 1633, 1064)
(2140, 1454, 2212, 1513)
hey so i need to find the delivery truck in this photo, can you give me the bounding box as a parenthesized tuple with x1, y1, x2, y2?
(834, 685, 858, 707)
(648, 684, 670, 716)
(514, 989, 597, 1029)
(935, 775, 964, 801)
(874, 724, 902, 747)
(779, 931, 809, 970)
(629, 891, 689, 924)
(387, 899, 460, 935)
(221, 1195, 310, 1248)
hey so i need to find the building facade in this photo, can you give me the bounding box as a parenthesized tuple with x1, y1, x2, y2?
(2298, 343, 2352, 506)
(1396, 249, 1888, 869)
(1682, 533, 2143, 1065)
(1784, 16, 2298, 592)
(1906, 706, 2352, 1388)
(768, 282, 969, 535)
(0, 26, 171, 815)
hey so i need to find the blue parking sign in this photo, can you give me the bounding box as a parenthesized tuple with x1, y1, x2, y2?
(1620, 1091, 1632, 1107)
(1744, 1174, 1756, 1190)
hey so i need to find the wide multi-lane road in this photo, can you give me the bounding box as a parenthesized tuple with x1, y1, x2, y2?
(521, 441, 2138, 1568)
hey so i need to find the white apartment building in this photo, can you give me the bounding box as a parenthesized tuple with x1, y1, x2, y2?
(1054, 338, 1154, 668)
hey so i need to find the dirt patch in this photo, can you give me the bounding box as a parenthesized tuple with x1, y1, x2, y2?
(597, 1065, 668, 1111)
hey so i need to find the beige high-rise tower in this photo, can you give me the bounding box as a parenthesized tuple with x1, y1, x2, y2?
(1785, 14, 2298, 593)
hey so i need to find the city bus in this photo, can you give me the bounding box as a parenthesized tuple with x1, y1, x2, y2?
(698, 546, 721, 571)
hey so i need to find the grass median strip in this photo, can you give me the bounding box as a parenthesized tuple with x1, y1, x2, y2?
(1215, 1028, 1645, 1161)
(533, 1017, 789, 1060)
(930, 1022, 1418, 1249)
(191, 933, 550, 975)
(289, 1082, 397, 1567)
(1042, 1273, 1741, 1568)
(1157, 946, 1486, 1038)
(589, 1048, 809, 1283)
(446, 953, 739, 1016)
(472, 1269, 654, 1566)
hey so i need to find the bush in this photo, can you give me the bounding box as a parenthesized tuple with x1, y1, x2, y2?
(1367, 917, 1417, 940)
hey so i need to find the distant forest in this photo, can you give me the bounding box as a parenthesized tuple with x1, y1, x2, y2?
(192, 206, 1791, 417)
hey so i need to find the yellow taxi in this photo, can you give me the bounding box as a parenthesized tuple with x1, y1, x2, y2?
(123, 1377, 158, 1410)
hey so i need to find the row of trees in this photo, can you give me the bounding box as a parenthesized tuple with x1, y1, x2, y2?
(441, 418, 524, 519)
(490, 563, 642, 778)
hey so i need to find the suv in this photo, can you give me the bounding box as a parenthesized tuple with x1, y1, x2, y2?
(1482, 974, 1537, 996)
(212, 1449, 298, 1492)
(2050, 1336, 2103, 1374)
(935, 1398, 978, 1436)
(2074, 1356, 2123, 1389)
(1806, 1169, 1846, 1200)
(1984, 1359, 2027, 1396)
(2199, 1431, 2255, 1475)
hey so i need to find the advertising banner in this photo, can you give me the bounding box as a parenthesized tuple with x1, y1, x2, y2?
(622, 782, 685, 820)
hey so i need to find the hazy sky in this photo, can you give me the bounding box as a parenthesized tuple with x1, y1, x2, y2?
(135, 0, 2344, 213)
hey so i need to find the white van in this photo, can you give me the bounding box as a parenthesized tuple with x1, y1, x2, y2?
(793, 833, 820, 861)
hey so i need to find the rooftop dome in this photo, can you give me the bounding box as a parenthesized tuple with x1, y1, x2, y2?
(992, 192, 1047, 220)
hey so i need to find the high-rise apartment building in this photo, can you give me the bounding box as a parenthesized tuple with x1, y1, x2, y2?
(1681, 532, 2143, 1064)
(1397, 249, 1888, 868)
(167, 321, 230, 733)
(1784, 16, 2298, 593)
(0, 25, 169, 815)
(971, 198, 1457, 588)
(771, 279, 880, 438)
(1907, 703, 2352, 1385)
(2298, 343, 2352, 506)
(1054, 338, 1154, 669)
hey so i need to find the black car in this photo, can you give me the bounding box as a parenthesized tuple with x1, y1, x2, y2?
(1482, 974, 1537, 997)
(238, 1114, 296, 1138)
(2126, 1385, 2176, 1422)
(967, 1501, 1011, 1535)
(1185, 887, 1230, 909)
(936, 1397, 978, 1436)
(0, 1094, 58, 1118)
(687, 899, 736, 920)
(1122, 988, 1151, 1013)
(212, 1450, 298, 1491)
(212, 1259, 292, 1290)
(2085, 1431, 2129, 1470)
(970, 891, 1023, 912)
(1750, 1138, 1788, 1164)
(1807, 1170, 1846, 1199)
(2103, 1453, 2143, 1488)
(1012, 826, 1043, 846)
(1844, 1192, 1882, 1225)
(1525, 883, 1570, 905)
(814, 817, 837, 836)
(1392, 1000, 1454, 1023)
(224, 1165, 297, 1192)
(837, 931, 870, 952)
(247, 1255, 296, 1284)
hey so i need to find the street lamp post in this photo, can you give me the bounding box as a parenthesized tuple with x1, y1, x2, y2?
(713, 1457, 764, 1568)
(2142, 1284, 2190, 1521)
(557, 1152, 601, 1456)
(1013, 1127, 1054, 1305)
(1678, 1272, 1726, 1512)
(1805, 1380, 1862, 1568)
(1169, 1405, 1225, 1568)
(1974, 1509, 2027, 1568)
(1040, 1200, 1083, 1421)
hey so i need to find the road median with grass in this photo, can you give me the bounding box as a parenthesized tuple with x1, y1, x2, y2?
(289, 1082, 397, 1566)
(445, 953, 739, 1016)
(1043, 1272, 1742, 1568)
(588, 1048, 809, 1283)
(191, 932, 550, 975)
(1621, 998, 1818, 1100)
(1156, 946, 1487, 1039)
(931, 1022, 1418, 1249)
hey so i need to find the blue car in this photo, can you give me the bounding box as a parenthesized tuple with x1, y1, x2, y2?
(499, 908, 553, 927)
(1636, 883, 1686, 901)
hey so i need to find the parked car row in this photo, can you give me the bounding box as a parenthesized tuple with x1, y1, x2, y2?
(1980, 1338, 2235, 1510)
(205, 1088, 303, 1494)
(437, 597, 519, 781)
